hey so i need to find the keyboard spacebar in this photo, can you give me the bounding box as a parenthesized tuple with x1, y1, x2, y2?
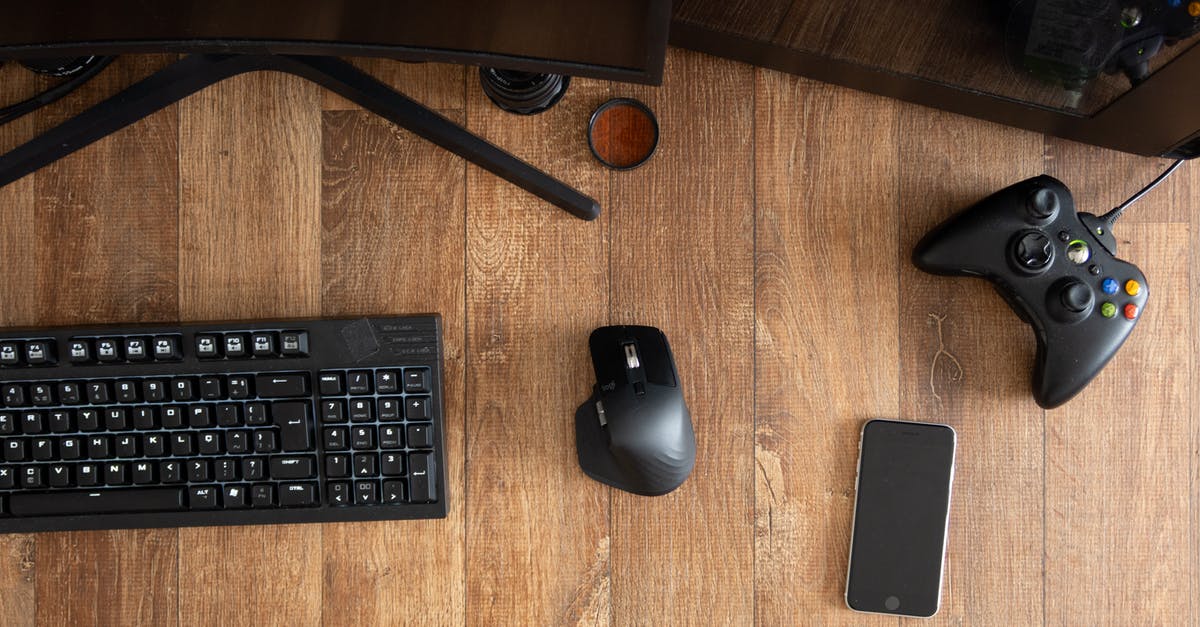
(9, 489, 186, 517)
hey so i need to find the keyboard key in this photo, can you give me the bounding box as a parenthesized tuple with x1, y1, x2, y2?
(272, 402, 313, 451)
(4, 439, 27, 462)
(58, 382, 83, 404)
(47, 464, 72, 487)
(242, 458, 265, 481)
(143, 434, 165, 457)
(323, 427, 348, 451)
(355, 480, 379, 505)
(161, 406, 185, 429)
(381, 453, 404, 476)
(0, 467, 14, 489)
(160, 461, 183, 483)
(406, 397, 430, 421)
(21, 466, 44, 489)
(66, 339, 92, 363)
(383, 480, 405, 504)
(143, 380, 167, 403)
(403, 368, 429, 393)
(407, 424, 434, 449)
(353, 453, 377, 477)
(0, 342, 21, 366)
(245, 403, 269, 426)
(61, 437, 84, 460)
(133, 407, 157, 429)
(320, 400, 346, 423)
(132, 461, 156, 484)
(251, 333, 277, 357)
(171, 378, 196, 402)
(408, 453, 436, 502)
(152, 335, 182, 361)
(378, 398, 402, 422)
(251, 484, 275, 507)
(270, 456, 316, 479)
(24, 340, 55, 365)
(226, 430, 249, 454)
(351, 426, 375, 450)
(88, 435, 111, 459)
(195, 335, 221, 359)
(105, 407, 130, 430)
(318, 372, 343, 396)
(77, 463, 100, 486)
(198, 431, 223, 455)
(223, 484, 249, 508)
(47, 410, 73, 433)
(279, 331, 308, 356)
(31, 438, 54, 461)
(214, 459, 239, 482)
(256, 374, 309, 398)
(325, 454, 350, 478)
(189, 405, 213, 428)
(20, 411, 44, 434)
(96, 338, 122, 362)
(349, 399, 373, 422)
(124, 337, 149, 362)
(189, 486, 218, 509)
(29, 384, 54, 406)
(78, 409, 101, 431)
(104, 462, 129, 485)
(115, 435, 139, 457)
(0, 341, 21, 366)
(328, 482, 352, 506)
(187, 460, 211, 482)
(10, 488, 185, 516)
(227, 377, 251, 400)
(224, 334, 248, 358)
(0, 412, 13, 434)
(376, 370, 399, 394)
(199, 377, 224, 400)
(253, 430, 278, 453)
(114, 381, 139, 403)
(347, 371, 372, 395)
(379, 426, 403, 449)
(170, 433, 194, 456)
(278, 483, 318, 507)
(3, 384, 26, 407)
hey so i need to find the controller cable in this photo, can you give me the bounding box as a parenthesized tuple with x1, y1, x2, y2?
(0, 56, 115, 127)
(1098, 158, 1187, 228)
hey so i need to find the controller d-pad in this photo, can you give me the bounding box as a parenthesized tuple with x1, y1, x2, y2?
(1011, 230, 1054, 274)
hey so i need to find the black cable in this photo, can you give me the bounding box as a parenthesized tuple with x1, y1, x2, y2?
(1099, 158, 1187, 227)
(0, 56, 116, 127)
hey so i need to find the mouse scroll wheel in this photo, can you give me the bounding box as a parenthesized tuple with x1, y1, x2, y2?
(624, 343, 640, 370)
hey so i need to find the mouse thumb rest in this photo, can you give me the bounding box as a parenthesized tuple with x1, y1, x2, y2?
(574, 393, 695, 497)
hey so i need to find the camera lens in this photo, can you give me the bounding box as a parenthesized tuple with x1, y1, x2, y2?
(479, 68, 570, 115)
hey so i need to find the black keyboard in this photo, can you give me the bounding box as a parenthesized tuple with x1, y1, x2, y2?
(0, 316, 447, 533)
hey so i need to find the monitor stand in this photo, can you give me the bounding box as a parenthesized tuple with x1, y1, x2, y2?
(0, 54, 601, 221)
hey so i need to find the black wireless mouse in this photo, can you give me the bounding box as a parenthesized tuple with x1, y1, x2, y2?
(575, 325, 695, 496)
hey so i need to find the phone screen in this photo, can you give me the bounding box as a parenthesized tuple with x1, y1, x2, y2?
(846, 419, 956, 617)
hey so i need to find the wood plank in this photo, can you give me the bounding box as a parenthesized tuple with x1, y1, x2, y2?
(176, 71, 324, 626)
(463, 68, 611, 624)
(897, 108, 1044, 625)
(4, 54, 183, 626)
(752, 71, 899, 623)
(318, 108, 467, 625)
(1044, 148, 1194, 621)
(606, 50, 755, 625)
(0, 65, 40, 627)
(321, 59, 465, 112)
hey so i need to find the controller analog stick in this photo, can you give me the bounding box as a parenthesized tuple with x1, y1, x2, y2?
(1049, 278, 1095, 322)
(1026, 187, 1060, 222)
(1011, 230, 1054, 274)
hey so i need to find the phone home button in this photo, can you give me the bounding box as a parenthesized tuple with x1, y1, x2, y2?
(884, 596, 901, 611)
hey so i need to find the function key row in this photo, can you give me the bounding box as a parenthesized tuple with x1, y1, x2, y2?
(0, 336, 184, 368)
(318, 368, 430, 396)
(196, 331, 308, 360)
(1, 373, 309, 409)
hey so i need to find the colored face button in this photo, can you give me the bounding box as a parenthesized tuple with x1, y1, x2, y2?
(1101, 278, 1119, 294)
(1124, 279, 1141, 296)
(1124, 303, 1139, 320)
(1100, 302, 1117, 318)
(1190, 1, 1200, 17)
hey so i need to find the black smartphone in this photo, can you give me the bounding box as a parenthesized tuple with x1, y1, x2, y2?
(845, 419, 956, 617)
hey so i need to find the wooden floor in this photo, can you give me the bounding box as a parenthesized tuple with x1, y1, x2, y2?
(0, 49, 1196, 626)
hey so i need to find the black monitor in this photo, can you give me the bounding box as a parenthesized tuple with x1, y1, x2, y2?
(0, 0, 669, 84)
(0, 0, 671, 220)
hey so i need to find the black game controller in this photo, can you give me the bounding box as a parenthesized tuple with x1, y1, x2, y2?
(1004, 0, 1200, 89)
(913, 176, 1148, 408)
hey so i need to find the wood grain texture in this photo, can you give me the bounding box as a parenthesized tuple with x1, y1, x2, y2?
(321, 59, 466, 112)
(319, 103, 467, 625)
(607, 50, 755, 625)
(752, 72, 899, 624)
(176, 71, 324, 626)
(1044, 144, 1194, 624)
(0, 46, 1198, 626)
(897, 107, 1045, 626)
(463, 67, 611, 625)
